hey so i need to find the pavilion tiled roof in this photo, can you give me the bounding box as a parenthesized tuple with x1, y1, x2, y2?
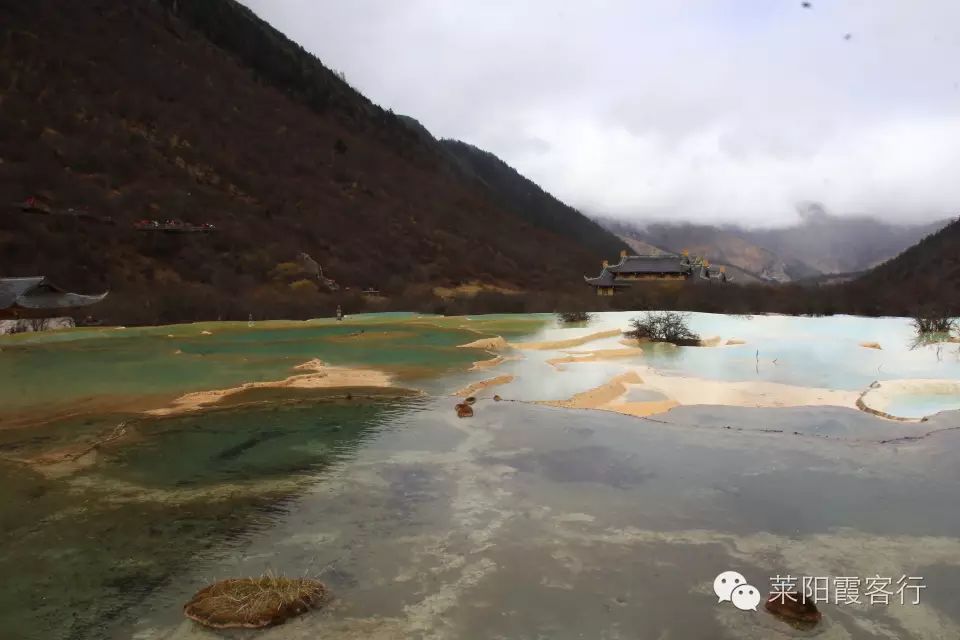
(0, 277, 108, 310)
(583, 269, 631, 287)
(606, 255, 688, 274)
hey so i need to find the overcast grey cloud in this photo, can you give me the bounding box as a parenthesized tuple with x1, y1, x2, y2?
(241, 0, 960, 226)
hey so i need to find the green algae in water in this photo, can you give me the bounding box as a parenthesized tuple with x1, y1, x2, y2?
(99, 394, 420, 488)
(0, 396, 416, 640)
(0, 412, 135, 463)
(0, 320, 495, 424)
(0, 462, 259, 640)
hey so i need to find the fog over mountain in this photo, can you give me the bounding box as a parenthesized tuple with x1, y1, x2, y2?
(241, 0, 960, 227)
(600, 203, 950, 280)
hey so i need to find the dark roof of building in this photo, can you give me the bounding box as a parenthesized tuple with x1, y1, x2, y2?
(607, 255, 689, 274)
(0, 277, 108, 310)
(584, 269, 631, 288)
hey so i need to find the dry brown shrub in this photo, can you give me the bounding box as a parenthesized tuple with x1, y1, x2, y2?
(183, 573, 328, 629)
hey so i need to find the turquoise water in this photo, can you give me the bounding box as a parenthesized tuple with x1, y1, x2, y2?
(674, 313, 960, 390)
(99, 396, 418, 488)
(9, 313, 952, 419)
(449, 312, 960, 403)
(581, 312, 960, 390)
(0, 317, 539, 425)
(884, 393, 960, 420)
(0, 395, 422, 640)
(2, 312, 959, 639)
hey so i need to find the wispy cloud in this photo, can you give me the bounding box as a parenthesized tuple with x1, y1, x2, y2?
(241, 0, 960, 226)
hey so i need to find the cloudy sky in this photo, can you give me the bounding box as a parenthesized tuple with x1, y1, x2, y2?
(241, 0, 960, 227)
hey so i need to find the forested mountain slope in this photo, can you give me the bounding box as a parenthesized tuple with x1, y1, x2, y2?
(440, 140, 623, 260)
(849, 217, 960, 314)
(0, 0, 618, 322)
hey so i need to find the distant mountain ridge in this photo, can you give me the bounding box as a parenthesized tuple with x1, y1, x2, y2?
(598, 208, 950, 282)
(742, 204, 949, 276)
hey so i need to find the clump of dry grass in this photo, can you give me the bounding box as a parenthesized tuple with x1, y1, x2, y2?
(184, 572, 328, 629)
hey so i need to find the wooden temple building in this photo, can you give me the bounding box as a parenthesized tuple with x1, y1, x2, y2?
(585, 250, 728, 296)
(0, 277, 108, 319)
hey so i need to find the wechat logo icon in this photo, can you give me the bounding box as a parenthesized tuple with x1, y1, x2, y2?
(714, 571, 761, 611)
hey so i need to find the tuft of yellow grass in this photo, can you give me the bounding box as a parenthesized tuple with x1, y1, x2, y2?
(184, 571, 328, 629)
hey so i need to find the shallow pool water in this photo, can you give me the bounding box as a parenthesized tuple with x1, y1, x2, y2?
(2, 312, 959, 639)
(556, 312, 960, 390)
(442, 312, 960, 404)
(117, 400, 960, 640)
(883, 393, 960, 420)
(0, 316, 545, 426)
(4, 313, 956, 423)
(0, 395, 421, 640)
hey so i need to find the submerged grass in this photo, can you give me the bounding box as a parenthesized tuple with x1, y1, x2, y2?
(184, 571, 329, 629)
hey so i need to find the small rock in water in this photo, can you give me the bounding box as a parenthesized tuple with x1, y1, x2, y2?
(765, 593, 822, 629)
(493, 395, 502, 401)
(464, 396, 477, 405)
(456, 403, 474, 418)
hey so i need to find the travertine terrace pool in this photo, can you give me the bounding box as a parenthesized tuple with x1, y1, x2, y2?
(1, 312, 958, 639)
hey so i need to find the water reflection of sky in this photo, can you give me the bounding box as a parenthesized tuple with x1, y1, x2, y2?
(118, 399, 960, 640)
(447, 313, 960, 403)
(884, 393, 960, 420)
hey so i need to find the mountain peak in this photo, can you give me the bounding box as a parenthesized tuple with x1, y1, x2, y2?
(796, 201, 832, 225)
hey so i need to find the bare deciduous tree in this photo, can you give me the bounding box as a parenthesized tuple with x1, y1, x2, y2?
(626, 311, 701, 346)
